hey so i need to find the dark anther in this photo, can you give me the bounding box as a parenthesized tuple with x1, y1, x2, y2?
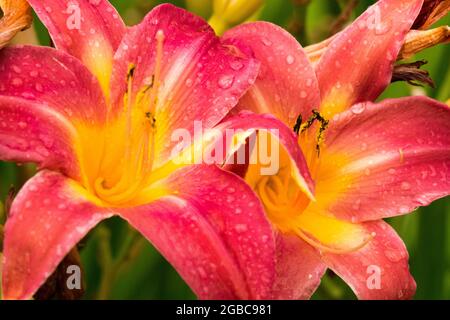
(293, 114, 302, 135)
(297, 110, 329, 156)
(316, 116, 329, 157)
(145, 112, 156, 128)
(143, 75, 155, 93)
(127, 64, 136, 81)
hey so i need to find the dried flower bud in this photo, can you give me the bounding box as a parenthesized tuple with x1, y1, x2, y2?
(398, 26, 450, 60)
(392, 60, 435, 88)
(0, 0, 33, 49)
(413, 0, 450, 30)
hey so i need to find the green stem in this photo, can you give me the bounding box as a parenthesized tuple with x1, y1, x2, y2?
(319, 274, 347, 299)
(96, 225, 141, 300)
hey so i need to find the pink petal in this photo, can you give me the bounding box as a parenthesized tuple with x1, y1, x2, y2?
(27, 0, 126, 93)
(273, 233, 326, 299)
(0, 96, 80, 179)
(0, 45, 107, 124)
(123, 165, 276, 299)
(2, 170, 113, 300)
(109, 3, 259, 168)
(316, 0, 423, 117)
(317, 97, 450, 222)
(119, 195, 247, 299)
(0, 46, 108, 182)
(223, 22, 321, 128)
(322, 220, 416, 300)
(216, 112, 315, 199)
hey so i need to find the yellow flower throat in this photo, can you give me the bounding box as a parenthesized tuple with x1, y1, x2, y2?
(246, 113, 373, 254)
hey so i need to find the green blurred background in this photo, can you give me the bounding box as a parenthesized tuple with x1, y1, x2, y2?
(0, 0, 449, 300)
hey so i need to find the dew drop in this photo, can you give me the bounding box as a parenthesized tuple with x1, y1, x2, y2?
(18, 121, 27, 129)
(229, 60, 244, 71)
(384, 249, 404, 263)
(235, 224, 248, 233)
(35, 83, 44, 92)
(286, 55, 295, 65)
(12, 65, 22, 73)
(400, 182, 411, 190)
(226, 187, 235, 193)
(218, 74, 234, 89)
(261, 38, 272, 46)
(351, 104, 365, 115)
(25, 201, 32, 209)
(12, 78, 23, 87)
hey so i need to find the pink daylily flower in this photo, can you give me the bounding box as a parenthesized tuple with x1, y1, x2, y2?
(0, 1, 314, 300)
(223, 0, 450, 299)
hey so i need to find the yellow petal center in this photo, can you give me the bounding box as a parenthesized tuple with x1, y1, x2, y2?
(79, 30, 170, 207)
(246, 120, 372, 254)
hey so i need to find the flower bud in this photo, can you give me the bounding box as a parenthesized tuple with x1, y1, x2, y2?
(0, 0, 33, 49)
(209, 0, 264, 34)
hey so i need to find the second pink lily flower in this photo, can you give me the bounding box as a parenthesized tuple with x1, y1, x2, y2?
(222, 0, 450, 299)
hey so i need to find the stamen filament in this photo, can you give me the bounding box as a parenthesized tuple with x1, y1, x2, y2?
(147, 30, 165, 116)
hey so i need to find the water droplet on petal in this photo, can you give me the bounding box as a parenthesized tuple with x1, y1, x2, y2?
(12, 65, 22, 73)
(25, 201, 32, 209)
(400, 182, 411, 190)
(235, 224, 248, 233)
(35, 83, 44, 92)
(384, 249, 404, 262)
(229, 60, 244, 71)
(286, 55, 295, 65)
(18, 121, 27, 129)
(351, 104, 365, 115)
(218, 74, 234, 89)
(261, 38, 272, 46)
(226, 187, 235, 193)
(12, 78, 23, 87)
